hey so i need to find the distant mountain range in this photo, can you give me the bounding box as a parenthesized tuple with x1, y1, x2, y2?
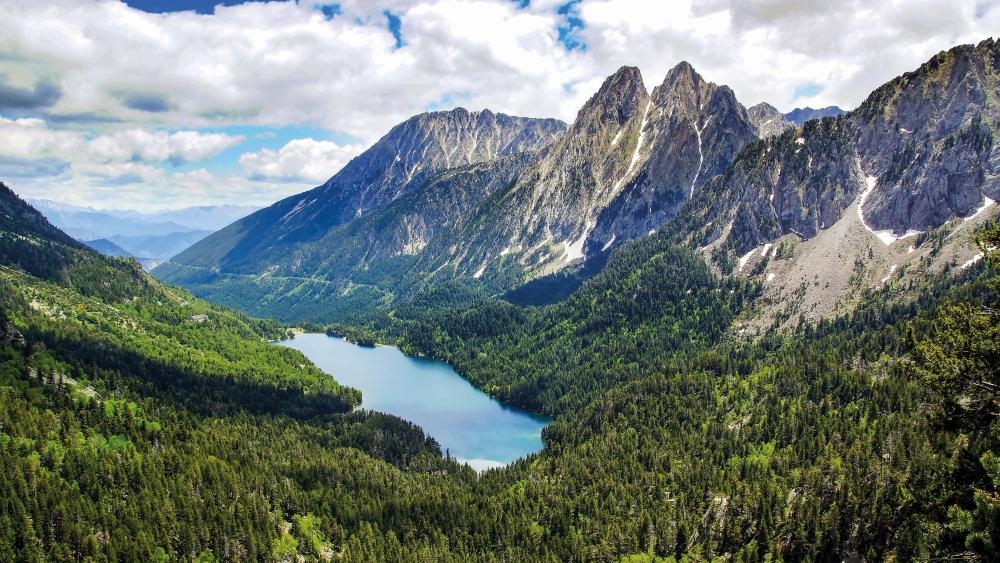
(30, 200, 259, 269)
(156, 39, 997, 325)
(784, 105, 847, 125)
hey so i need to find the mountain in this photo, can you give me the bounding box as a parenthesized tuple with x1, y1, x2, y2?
(159, 41, 996, 328)
(667, 38, 998, 330)
(29, 199, 260, 235)
(784, 105, 847, 125)
(156, 63, 760, 321)
(108, 230, 211, 260)
(30, 199, 257, 268)
(747, 102, 796, 138)
(168, 108, 565, 273)
(136, 204, 262, 231)
(82, 237, 134, 257)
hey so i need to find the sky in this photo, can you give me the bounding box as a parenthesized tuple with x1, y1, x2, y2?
(0, 0, 996, 211)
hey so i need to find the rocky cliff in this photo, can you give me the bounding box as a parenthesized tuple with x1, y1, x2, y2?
(681, 39, 999, 263)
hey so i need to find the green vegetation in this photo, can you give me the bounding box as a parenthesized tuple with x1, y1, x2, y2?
(2, 179, 999, 561)
(326, 324, 377, 347)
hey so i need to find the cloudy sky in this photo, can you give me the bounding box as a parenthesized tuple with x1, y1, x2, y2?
(0, 0, 996, 211)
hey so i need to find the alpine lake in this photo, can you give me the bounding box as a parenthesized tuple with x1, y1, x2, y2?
(278, 333, 550, 471)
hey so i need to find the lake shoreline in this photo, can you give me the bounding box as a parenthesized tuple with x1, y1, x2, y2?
(276, 333, 550, 470)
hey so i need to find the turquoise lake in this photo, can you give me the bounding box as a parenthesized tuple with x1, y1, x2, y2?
(278, 333, 549, 471)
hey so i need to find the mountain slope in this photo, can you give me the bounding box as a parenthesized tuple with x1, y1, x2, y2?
(157, 63, 759, 321)
(169, 108, 566, 274)
(82, 237, 134, 257)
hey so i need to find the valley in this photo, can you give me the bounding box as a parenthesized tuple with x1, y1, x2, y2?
(0, 11, 998, 562)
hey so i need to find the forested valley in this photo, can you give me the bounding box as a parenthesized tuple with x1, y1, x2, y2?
(1, 181, 998, 560)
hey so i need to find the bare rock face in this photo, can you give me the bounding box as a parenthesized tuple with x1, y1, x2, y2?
(453, 62, 760, 275)
(853, 38, 1000, 235)
(164, 108, 566, 272)
(679, 39, 1000, 267)
(451, 66, 653, 274)
(680, 117, 862, 259)
(586, 62, 758, 256)
(748, 102, 796, 139)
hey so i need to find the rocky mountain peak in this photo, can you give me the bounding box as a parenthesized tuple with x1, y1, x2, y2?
(655, 60, 707, 104)
(575, 65, 648, 129)
(585, 62, 758, 255)
(852, 37, 999, 235)
(747, 102, 795, 138)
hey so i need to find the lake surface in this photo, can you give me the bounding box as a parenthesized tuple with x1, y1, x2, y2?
(277, 333, 549, 471)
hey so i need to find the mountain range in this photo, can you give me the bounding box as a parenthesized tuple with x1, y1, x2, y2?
(2, 38, 1000, 562)
(155, 39, 996, 326)
(30, 199, 259, 269)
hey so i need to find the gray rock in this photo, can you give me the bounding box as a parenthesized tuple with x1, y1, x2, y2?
(748, 102, 796, 138)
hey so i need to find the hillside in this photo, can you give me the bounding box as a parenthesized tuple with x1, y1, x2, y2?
(4, 164, 1000, 559)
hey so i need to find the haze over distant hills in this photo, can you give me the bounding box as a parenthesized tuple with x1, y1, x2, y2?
(30, 199, 259, 269)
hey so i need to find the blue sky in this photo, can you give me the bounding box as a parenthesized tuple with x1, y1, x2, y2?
(123, 0, 269, 14)
(0, 0, 995, 211)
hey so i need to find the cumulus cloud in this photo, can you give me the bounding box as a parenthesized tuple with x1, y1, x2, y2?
(0, 0, 996, 211)
(239, 138, 364, 183)
(0, 117, 242, 168)
(89, 129, 244, 165)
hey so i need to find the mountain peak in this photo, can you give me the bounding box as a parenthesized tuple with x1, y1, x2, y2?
(747, 102, 795, 138)
(577, 66, 647, 127)
(784, 106, 846, 125)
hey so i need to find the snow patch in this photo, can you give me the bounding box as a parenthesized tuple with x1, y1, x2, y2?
(610, 127, 624, 147)
(960, 253, 984, 270)
(689, 117, 711, 197)
(562, 222, 592, 263)
(282, 200, 306, 220)
(795, 137, 805, 145)
(766, 272, 776, 282)
(856, 163, 923, 245)
(738, 247, 757, 272)
(771, 244, 779, 258)
(907, 245, 914, 254)
(648, 229, 656, 236)
(613, 100, 653, 191)
(899, 128, 911, 134)
(499, 246, 511, 257)
(601, 234, 616, 252)
(880, 264, 897, 284)
(760, 243, 772, 257)
(965, 197, 996, 222)
(473, 264, 487, 279)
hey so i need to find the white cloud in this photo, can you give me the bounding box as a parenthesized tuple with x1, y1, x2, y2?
(239, 138, 364, 183)
(0, 0, 996, 212)
(89, 129, 244, 164)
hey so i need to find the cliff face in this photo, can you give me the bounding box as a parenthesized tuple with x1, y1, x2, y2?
(853, 38, 1000, 235)
(679, 39, 1000, 262)
(585, 62, 758, 257)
